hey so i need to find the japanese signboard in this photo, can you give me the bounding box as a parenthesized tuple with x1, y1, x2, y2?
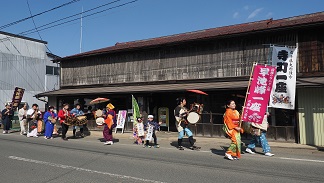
(242, 65, 276, 124)
(269, 46, 298, 109)
(145, 125, 154, 141)
(11, 87, 25, 111)
(116, 110, 127, 128)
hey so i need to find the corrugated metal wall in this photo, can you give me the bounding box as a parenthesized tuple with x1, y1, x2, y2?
(0, 34, 53, 110)
(298, 88, 324, 146)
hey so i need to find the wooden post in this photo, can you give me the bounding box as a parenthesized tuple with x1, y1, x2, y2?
(240, 63, 257, 127)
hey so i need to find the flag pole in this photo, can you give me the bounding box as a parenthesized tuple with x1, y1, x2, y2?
(240, 63, 257, 127)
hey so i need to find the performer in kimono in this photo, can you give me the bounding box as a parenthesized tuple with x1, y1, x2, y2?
(18, 104, 28, 135)
(174, 97, 199, 150)
(43, 106, 58, 139)
(70, 104, 85, 138)
(103, 103, 116, 145)
(26, 104, 41, 138)
(1, 104, 13, 134)
(223, 100, 243, 160)
(58, 103, 70, 141)
(144, 115, 162, 148)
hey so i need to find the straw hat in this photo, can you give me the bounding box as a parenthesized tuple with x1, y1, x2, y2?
(106, 103, 115, 109)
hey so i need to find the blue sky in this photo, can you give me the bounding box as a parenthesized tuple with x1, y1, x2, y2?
(0, 0, 323, 57)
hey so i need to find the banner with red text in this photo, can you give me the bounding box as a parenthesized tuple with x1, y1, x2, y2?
(269, 46, 298, 109)
(242, 65, 276, 124)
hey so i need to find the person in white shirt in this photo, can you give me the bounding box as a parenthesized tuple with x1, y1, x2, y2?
(26, 104, 41, 138)
(18, 104, 28, 135)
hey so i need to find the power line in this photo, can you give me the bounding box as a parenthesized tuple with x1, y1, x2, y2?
(21, 0, 139, 36)
(19, 0, 123, 35)
(0, 0, 80, 30)
(26, 0, 52, 53)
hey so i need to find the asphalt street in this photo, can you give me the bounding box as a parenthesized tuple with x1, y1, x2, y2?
(0, 132, 323, 183)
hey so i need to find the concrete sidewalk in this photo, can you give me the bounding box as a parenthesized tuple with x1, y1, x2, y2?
(85, 130, 322, 150)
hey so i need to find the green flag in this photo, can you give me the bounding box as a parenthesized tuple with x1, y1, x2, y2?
(132, 95, 140, 124)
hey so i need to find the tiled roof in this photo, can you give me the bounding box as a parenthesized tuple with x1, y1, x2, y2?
(62, 12, 324, 60)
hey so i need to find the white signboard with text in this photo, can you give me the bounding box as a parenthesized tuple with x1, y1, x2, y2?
(115, 110, 127, 133)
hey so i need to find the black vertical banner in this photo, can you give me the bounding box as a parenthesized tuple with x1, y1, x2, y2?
(11, 87, 25, 110)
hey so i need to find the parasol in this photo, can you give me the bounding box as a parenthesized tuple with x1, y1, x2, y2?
(90, 97, 110, 105)
(187, 89, 208, 95)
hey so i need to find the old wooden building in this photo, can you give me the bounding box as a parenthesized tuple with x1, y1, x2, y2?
(37, 12, 324, 146)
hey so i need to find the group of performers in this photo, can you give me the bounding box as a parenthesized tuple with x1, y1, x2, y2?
(2, 97, 274, 159)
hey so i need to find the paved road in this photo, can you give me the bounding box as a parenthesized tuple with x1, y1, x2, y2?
(0, 132, 323, 183)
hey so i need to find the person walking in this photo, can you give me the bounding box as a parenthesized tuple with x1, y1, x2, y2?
(245, 112, 274, 157)
(223, 100, 243, 160)
(144, 115, 162, 148)
(70, 104, 85, 138)
(174, 97, 199, 150)
(58, 103, 70, 141)
(103, 103, 116, 145)
(43, 106, 58, 139)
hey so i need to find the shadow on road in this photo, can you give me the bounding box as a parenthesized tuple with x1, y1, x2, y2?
(97, 138, 120, 143)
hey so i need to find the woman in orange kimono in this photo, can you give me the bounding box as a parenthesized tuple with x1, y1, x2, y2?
(223, 100, 243, 160)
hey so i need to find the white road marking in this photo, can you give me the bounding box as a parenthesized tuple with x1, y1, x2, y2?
(8, 156, 165, 183)
(278, 157, 324, 163)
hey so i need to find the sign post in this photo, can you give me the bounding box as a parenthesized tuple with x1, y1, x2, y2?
(115, 110, 127, 133)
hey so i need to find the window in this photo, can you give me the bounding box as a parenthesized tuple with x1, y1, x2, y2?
(54, 67, 59, 75)
(46, 66, 53, 75)
(46, 66, 60, 75)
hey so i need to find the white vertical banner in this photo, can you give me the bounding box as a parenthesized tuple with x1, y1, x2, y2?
(115, 110, 127, 133)
(145, 125, 154, 141)
(269, 46, 298, 109)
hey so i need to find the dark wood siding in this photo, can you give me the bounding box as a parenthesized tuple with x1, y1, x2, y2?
(61, 26, 324, 87)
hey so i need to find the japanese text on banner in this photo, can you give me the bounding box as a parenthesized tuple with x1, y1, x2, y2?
(242, 65, 276, 124)
(269, 46, 298, 109)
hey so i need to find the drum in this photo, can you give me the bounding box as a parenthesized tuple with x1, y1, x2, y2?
(48, 116, 57, 124)
(187, 112, 200, 124)
(76, 116, 88, 126)
(96, 117, 105, 126)
(64, 116, 75, 126)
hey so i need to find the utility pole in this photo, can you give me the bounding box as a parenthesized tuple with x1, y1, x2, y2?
(80, 6, 83, 53)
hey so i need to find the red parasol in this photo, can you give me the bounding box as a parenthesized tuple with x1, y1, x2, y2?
(90, 97, 110, 105)
(187, 90, 208, 95)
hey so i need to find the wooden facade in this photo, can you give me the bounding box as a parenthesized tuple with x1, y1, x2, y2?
(41, 13, 324, 144)
(61, 30, 303, 87)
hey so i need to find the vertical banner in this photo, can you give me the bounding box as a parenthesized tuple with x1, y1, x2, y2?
(136, 123, 145, 137)
(269, 46, 298, 109)
(242, 65, 276, 123)
(115, 110, 127, 133)
(11, 87, 25, 111)
(132, 95, 140, 124)
(145, 125, 154, 141)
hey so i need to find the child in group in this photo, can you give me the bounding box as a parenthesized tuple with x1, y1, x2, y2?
(133, 117, 145, 145)
(144, 115, 162, 148)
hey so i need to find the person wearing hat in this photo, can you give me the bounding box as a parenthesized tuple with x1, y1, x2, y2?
(1, 104, 13, 134)
(144, 115, 162, 148)
(43, 106, 58, 139)
(103, 103, 116, 145)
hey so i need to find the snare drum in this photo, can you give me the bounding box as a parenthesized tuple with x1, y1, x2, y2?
(187, 112, 200, 124)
